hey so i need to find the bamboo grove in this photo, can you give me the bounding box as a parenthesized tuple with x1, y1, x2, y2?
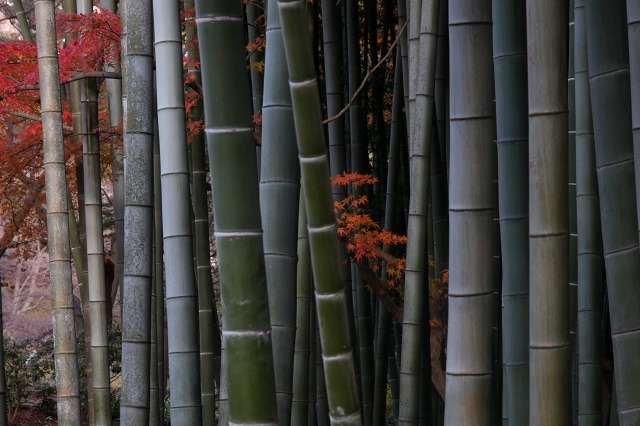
(0, 0, 639, 424)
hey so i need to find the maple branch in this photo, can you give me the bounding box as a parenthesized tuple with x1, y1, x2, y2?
(323, 20, 408, 125)
(355, 259, 403, 324)
(18, 71, 122, 92)
(6, 111, 74, 133)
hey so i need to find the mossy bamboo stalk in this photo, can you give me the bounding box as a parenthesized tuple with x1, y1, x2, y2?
(584, 0, 640, 422)
(628, 2, 640, 245)
(119, 0, 155, 421)
(35, 0, 82, 421)
(444, 0, 495, 424)
(279, 1, 362, 423)
(195, 0, 278, 423)
(492, 0, 529, 423)
(527, 1, 570, 424)
(574, 1, 603, 424)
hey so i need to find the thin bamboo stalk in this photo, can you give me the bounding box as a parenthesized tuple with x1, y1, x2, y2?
(35, 0, 82, 422)
(279, 1, 362, 423)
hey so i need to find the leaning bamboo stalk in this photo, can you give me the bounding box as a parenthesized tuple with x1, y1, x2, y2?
(35, 0, 82, 422)
(278, 0, 361, 423)
(584, 0, 640, 422)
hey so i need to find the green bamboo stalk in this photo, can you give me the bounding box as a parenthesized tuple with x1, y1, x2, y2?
(35, 1, 82, 422)
(194, 0, 278, 423)
(574, 1, 603, 424)
(320, 1, 356, 394)
(444, 0, 495, 425)
(184, 0, 220, 416)
(259, 1, 301, 422)
(13, 0, 32, 41)
(278, 1, 362, 423)
(492, 0, 529, 424)
(584, 0, 640, 422)
(527, 1, 570, 424)
(152, 0, 203, 422)
(119, 0, 155, 422)
(292, 192, 312, 425)
(399, 1, 439, 424)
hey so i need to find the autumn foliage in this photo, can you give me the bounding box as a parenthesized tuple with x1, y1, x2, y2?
(332, 172, 406, 288)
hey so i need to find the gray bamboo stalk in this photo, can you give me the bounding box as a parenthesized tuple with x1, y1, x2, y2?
(492, 0, 529, 423)
(100, 0, 124, 315)
(278, 0, 362, 423)
(629, 0, 640, 242)
(527, 0, 570, 424)
(373, 51, 403, 426)
(247, 0, 264, 118)
(194, 0, 278, 423)
(398, 1, 439, 424)
(292, 192, 312, 425)
(150, 117, 161, 425)
(0, 292, 5, 426)
(568, 3, 579, 422)
(184, 0, 220, 416)
(35, 0, 82, 422)
(13, 0, 32, 41)
(345, 2, 373, 421)
(574, 1, 603, 424)
(152, 0, 203, 421)
(443, 0, 495, 425)
(259, 1, 301, 422)
(119, 0, 155, 422)
(584, 0, 640, 422)
(76, 2, 111, 422)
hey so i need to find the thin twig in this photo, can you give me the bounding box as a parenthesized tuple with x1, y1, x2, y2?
(323, 19, 408, 125)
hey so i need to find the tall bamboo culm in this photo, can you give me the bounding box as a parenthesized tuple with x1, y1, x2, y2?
(152, 0, 203, 421)
(584, 0, 640, 422)
(279, 0, 362, 423)
(574, 1, 603, 424)
(444, 0, 495, 425)
(526, 1, 570, 424)
(195, 0, 278, 423)
(35, 0, 82, 422)
(259, 0, 301, 422)
(398, 1, 439, 423)
(119, 0, 155, 422)
(492, 0, 529, 424)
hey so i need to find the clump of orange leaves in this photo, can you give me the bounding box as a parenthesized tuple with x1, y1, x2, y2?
(332, 172, 407, 290)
